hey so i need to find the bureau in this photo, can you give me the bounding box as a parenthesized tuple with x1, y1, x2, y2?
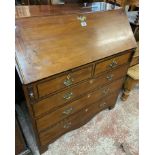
(15, 9, 136, 153)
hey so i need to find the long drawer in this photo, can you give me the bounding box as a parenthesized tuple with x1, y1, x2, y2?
(36, 78, 124, 132)
(39, 92, 118, 146)
(32, 64, 128, 117)
(37, 65, 93, 98)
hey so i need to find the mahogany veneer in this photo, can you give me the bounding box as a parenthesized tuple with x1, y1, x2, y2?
(15, 8, 136, 153)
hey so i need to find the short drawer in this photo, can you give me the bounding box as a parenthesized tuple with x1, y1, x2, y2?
(36, 78, 123, 132)
(37, 65, 92, 97)
(32, 65, 128, 117)
(95, 52, 131, 76)
(39, 92, 118, 146)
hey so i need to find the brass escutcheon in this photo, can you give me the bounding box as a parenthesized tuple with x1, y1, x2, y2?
(64, 74, 74, 86)
(109, 59, 118, 68)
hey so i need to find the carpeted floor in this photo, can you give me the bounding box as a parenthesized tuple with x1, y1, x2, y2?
(42, 85, 139, 155)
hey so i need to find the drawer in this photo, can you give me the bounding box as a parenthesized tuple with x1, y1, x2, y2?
(32, 65, 128, 117)
(37, 65, 92, 97)
(39, 92, 118, 146)
(95, 52, 131, 76)
(36, 78, 123, 132)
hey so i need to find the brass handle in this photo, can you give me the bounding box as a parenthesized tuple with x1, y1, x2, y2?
(63, 107, 73, 115)
(63, 122, 72, 129)
(64, 79, 73, 86)
(106, 74, 114, 81)
(102, 88, 110, 96)
(109, 60, 118, 68)
(99, 102, 106, 108)
(63, 92, 73, 100)
(64, 74, 74, 86)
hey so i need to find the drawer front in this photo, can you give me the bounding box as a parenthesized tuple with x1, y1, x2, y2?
(37, 65, 92, 97)
(36, 78, 123, 132)
(95, 52, 131, 76)
(33, 64, 128, 117)
(39, 92, 118, 146)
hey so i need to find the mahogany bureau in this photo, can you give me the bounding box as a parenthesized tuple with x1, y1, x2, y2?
(15, 9, 136, 153)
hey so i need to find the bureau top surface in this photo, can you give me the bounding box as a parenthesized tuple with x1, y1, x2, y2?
(15, 9, 136, 84)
